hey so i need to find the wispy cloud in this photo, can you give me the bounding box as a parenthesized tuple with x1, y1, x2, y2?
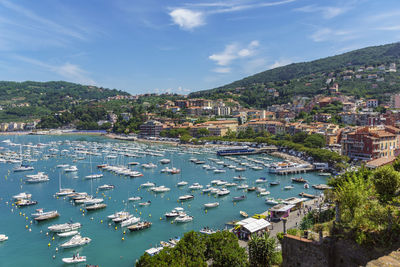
(209, 40, 260, 73)
(376, 25, 400, 31)
(295, 5, 349, 19)
(169, 0, 296, 30)
(13, 55, 95, 85)
(310, 28, 354, 42)
(269, 59, 292, 69)
(0, 0, 87, 40)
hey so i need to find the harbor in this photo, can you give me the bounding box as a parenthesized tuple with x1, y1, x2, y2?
(0, 134, 328, 266)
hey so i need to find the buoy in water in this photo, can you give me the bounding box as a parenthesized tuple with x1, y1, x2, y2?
(48, 243, 51, 247)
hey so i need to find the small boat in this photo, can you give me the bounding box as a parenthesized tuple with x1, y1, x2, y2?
(57, 164, 70, 168)
(232, 195, 246, 201)
(174, 214, 193, 223)
(64, 165, 78, 172)
(217, 189, 230, 196)
(141, 182, 155, 187)
(255, 177, 267, 183)
(55, 188, 75, 197)
(304, 183, 309, 189)
(31, 208, 55, 218)
(121, 216, 140, 227)
(233, 176, 246, 180)
(240, 211, 248, 218)
(284, 185, 294, 190)
(237, 184, 249, 190)
(57, 230, 79, 237)
(0, 234, 8, 242)
(128, 221, 152, 232)
(13, 192, 31, 200)
(260, 190, 271, 196)
(113, 213, 132, 223)
(86, 203, 107, 211)
(199, 227, 217, 235)
(16, 199, 38, 207)
(312, 184, 332, 190)
(48, 222, 81, 233)
(204, 202, 219, 208)
(318, 172, 331, 176)
(214, 169, 226, 173)
(62, 255, 86, 264)
(188, 183, 203, 190)
(160, 159, 171, 164)
(60, 235, 91, 248)
(291, 177, 308, 183)
(128, 196, 142, 202)
(178, 195, 194, 201)
(152, 186, 171, 193)
(108, 211, 129, 220)
(34, 211, 59, 222)
(247, 187, 256, 192)
(269, 181, 280, 186)
(139, 201, 151, 206)
(13, 165, 34, 172)
(265, 197, 279, 205)
(97, 184, 115, 191)
(177, 181, 188, 186)
(85, 173, 103, 179)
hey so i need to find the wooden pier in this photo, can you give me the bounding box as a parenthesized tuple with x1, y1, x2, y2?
(298, 192, 317, 199)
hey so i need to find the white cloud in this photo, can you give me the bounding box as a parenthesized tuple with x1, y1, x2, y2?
(310, 28, 353, 42)
(209, 40, 259, 68)
(169, 8, 205, 30)
(269, 59, 292, 69)
(169, 0, 295, 30)
(295, 5, 349, 19)
(376, 25, 400, 31)
(13, 55, 95, 85)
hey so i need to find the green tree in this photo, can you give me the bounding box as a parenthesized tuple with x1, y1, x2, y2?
(372, 165, 400, 203)
(205, 231, 248, 267)
(248, 232, 280, 267)
(304, 134, 326, 148)
(197, 128, 210, 137)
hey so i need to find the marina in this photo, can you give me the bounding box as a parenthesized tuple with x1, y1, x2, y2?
(0, 134, 329, 266)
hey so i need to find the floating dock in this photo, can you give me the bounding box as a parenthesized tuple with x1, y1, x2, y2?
(298, 192, 317, 199)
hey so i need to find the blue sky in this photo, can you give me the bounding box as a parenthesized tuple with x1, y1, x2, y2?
(0, 0, 400, 94)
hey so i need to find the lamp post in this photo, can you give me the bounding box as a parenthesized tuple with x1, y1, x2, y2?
(282, 217, 288, 234)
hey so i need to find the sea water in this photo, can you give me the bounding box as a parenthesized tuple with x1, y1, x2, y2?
(0, 135, 329, 266)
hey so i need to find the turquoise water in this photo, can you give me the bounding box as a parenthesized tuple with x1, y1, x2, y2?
(0, 135, 328, 266)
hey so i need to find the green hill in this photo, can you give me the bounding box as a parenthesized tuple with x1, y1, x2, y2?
(190, 42, 400, 108)
(0, 81, 129, 122)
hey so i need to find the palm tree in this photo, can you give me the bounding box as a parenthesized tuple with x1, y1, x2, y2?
(248, 232, 279, 267)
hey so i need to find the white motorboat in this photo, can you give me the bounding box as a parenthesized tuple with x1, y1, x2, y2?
(60, 235, 91, 248)
(0, 234, 8, 242)
(174, 214, 193, 223)
(57, 164, 69, 168)
(57, 230, 79, 237)
(177, 181, 188, 186)
(188, 183, 203, 190)
(217, 189, 230, 196)
(108, 211, 130, 220)
(164, 207, 185, 218)
(121, 216, 140, 227)
(237, 184, 249, 190)
(199, 228, 217, 235)
(265, 197, 279, 205)
(160, 159, 171, 164)
(97, 184, 115, 190)
(284, 185, 294, 190)
(178, 195, 194, 201)
(55, 188, 75, 197)
(141, 163, 157, 169)
(62, 255, 86, 264)
(260, 190, 271, 196)
(139, 200, 151, 206)
(304, 183, 309, 189)
(31, 208, 57, 218)
(214, 169, 226, 173)
(255, 177, 267, 183)
(13, 192, 31, 200)
(85, 173, 103, 179)
(204, 202, 219, 208)
(141, 182, 155, 187)
(48, 222, 81, 233)
(83, 198, 104, 206)
(151, 186, 170, 193)
(233, 176, 246, 180)
(64, 165, 78, 172)
(13, 165, 34, 172)
(128, 196, 142, 201)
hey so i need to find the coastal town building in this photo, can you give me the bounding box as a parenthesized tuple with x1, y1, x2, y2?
(139, 120, 164, 137)
(341, 126, 399, 160)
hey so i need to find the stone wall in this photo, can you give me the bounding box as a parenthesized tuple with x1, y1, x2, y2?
(282, 234, 397, 267)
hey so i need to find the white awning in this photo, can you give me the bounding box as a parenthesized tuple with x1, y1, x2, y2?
(236, 217, 258, 226)
(242, 219, 271, 233)
(270, 204, 295, 212)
